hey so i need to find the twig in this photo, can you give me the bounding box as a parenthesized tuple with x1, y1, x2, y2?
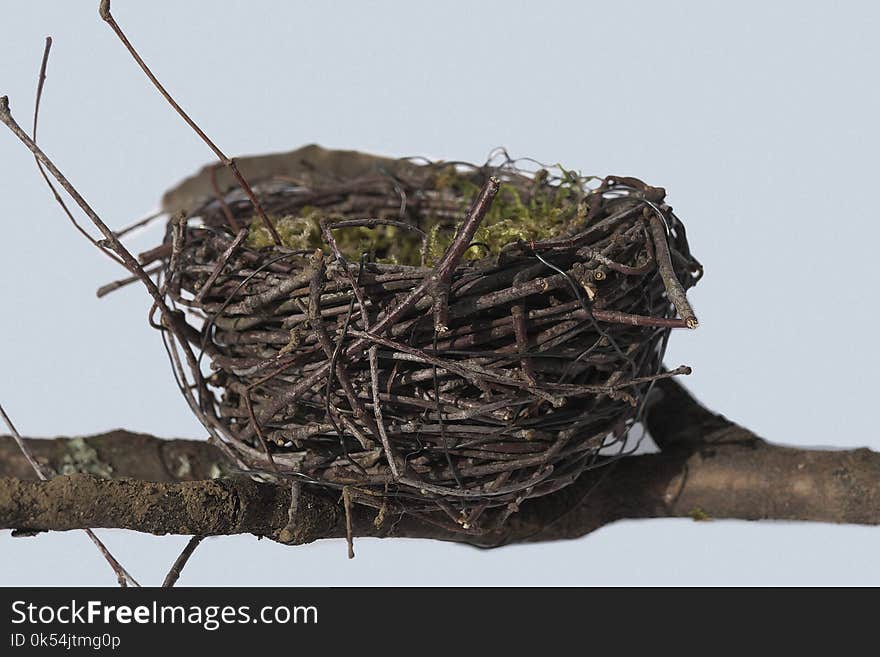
(162, 535, 205, 587)
(83, 531, 140, 588)
(0, 97, 179, 349)
(276, 481, 302, 544)
(0, 403, 139, 587)
(209, 163, 240, 231)
(96, 264, 161, 298)
(243, 392, 279, 474)
(647, 207, 698, 329)
(29, 36, 122, 264)
(194, 227, 248, 304)
(113, 209, 163, 238)
(98, 0, 280, 245)
(428, 176, 500, 332)
(0, 404, 48, 480)
(342, 486, 355, 559)
(0, 94, 235, 482)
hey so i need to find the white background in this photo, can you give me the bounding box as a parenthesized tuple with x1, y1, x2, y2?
(1, 1, 878, 585)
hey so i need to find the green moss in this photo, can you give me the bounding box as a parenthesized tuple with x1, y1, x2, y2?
(426, 166, 584, 265)
(278, 327, 305, 356)
(246, 209, 421, 265)
(246, 210, 323, 250)
(244, 165, 587, 267)
(689, 507, 711, 522)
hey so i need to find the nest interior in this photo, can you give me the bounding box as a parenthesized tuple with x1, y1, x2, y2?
(150, 144, 702, 535)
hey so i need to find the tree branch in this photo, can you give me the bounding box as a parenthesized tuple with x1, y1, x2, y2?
(2, 381, 878, 546)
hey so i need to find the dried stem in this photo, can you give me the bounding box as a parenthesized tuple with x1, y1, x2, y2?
(0, 403, 139, 587)
(96, 264, 162, 298)
(194, 227, 248, 304)
(647, 209, 698, 329)
(210, 163, 240, 231)
(29, 36, 122, 264)
(98, 0, 280, 244)
(162, 535, 205, 588)
(0, 404, 47, 480)
(428, 176, 500, 332)
(342, 487, 355, 559)
(1, 92, 238, 489)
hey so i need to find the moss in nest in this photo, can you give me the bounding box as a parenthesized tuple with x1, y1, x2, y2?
(246, 209, 422, 265)
(246, 210, 323, 250)
(245, 165, 588, 267)
(689, 506, 711, 522)
(278, 327, 305, 356)
(426, 167, 585, 265)
(326, 223, 422, 266)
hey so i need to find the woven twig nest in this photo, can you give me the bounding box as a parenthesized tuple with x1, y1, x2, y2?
(152, 145, 701, 534)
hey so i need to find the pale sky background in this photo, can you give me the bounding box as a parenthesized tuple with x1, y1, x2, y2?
(1, 1, 879, 585)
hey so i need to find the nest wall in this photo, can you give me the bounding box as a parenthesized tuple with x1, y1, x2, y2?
(150, 145, 701, 534)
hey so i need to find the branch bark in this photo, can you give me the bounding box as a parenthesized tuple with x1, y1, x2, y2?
(1, 381, 878, 547)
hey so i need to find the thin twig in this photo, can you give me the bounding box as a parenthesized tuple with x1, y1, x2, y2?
(162, 535, 205, 588)
(30, 36, 122, 264)
(428, 176, 500, 332)
(113, 209, 163, 238)
(0, 403, 139, 587)
(647, 206, 698, 329)
(209, 163, 240, 231)
(98, 0, 280, 245)
(96, 264, 162, 298)
(0, 404, 48, 480)
(0, 94, 234, 481)
(16, 43, 143, 587)
(342, 486, 355, 559)
(276, 481, 302, 544)
(194, 226, 248, 304)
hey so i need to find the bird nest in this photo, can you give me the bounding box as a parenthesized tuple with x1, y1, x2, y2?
(147, 145, 702, 535)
